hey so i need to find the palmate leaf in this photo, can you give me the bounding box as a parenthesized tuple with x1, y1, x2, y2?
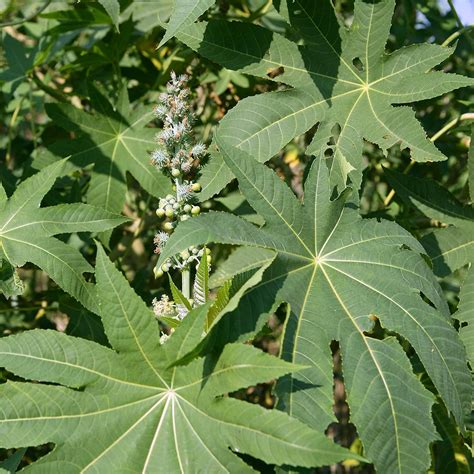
(35, 85, 170, 222)
(158, 143, 471, 473)
(178, 0, 473, 196)
(0, 245, 360, 472)
(0, 160, 128, 312)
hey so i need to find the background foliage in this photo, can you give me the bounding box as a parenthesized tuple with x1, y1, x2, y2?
(0, 0, 473, 472)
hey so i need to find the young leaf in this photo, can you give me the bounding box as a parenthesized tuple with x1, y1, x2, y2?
(0, 246, 360, 472)
(35, 86, 170, 220)
(168, 275, 192, 312)
(159, 0, 215, 48)
(159, 144, 471, 473)
(177, 0, 473, 194)
(0, 160, 128, 312)
(193, 252, 209, 305)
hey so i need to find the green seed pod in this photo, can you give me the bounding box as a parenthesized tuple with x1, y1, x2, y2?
(191, 205, 200, 215)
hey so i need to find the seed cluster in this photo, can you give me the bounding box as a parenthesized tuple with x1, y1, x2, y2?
(151, 72, 207, 276)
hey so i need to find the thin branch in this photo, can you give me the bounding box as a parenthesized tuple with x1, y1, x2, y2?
(0, 0, 52, 28)
(446, 0, 474, 48)
(442, 24, 474, 47)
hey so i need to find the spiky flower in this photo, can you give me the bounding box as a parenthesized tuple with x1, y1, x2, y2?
(150, 71, 210, 341)
(150, 71, 206, 179)
(153, 231, 169, 254)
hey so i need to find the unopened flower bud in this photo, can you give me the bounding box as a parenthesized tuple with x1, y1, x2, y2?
(191, 205, 200, 215)
(163, 221, 174, 231)
(156, 208, 165, 218)
(191, 183, 201, 192)
(183, 204, 192, 213)
(154, 269, 164, 278)
(180, 250, 190, 259)
(171, 168, 181, 177)
(207, 255, 212, 264)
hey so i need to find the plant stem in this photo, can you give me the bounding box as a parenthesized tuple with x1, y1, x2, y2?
(442, 25, 474, 47)
(181, 269, 191, 300)
(384, 113, 474, 206)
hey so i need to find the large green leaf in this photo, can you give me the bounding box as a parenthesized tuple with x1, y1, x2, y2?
(159, 144, 471, 473)
(178, 0, 473, 195)
(35, 86, 170, 219)
(385, 167, 474, 276)
(0, 160, 128, 312)
(0, 246, 359, 472)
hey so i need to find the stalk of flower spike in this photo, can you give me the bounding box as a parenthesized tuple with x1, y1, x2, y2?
(150, 72, 209, 329)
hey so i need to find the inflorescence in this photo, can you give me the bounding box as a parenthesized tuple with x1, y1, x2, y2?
(151, 72, 208, 277)
(150, 72, 210, 330)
